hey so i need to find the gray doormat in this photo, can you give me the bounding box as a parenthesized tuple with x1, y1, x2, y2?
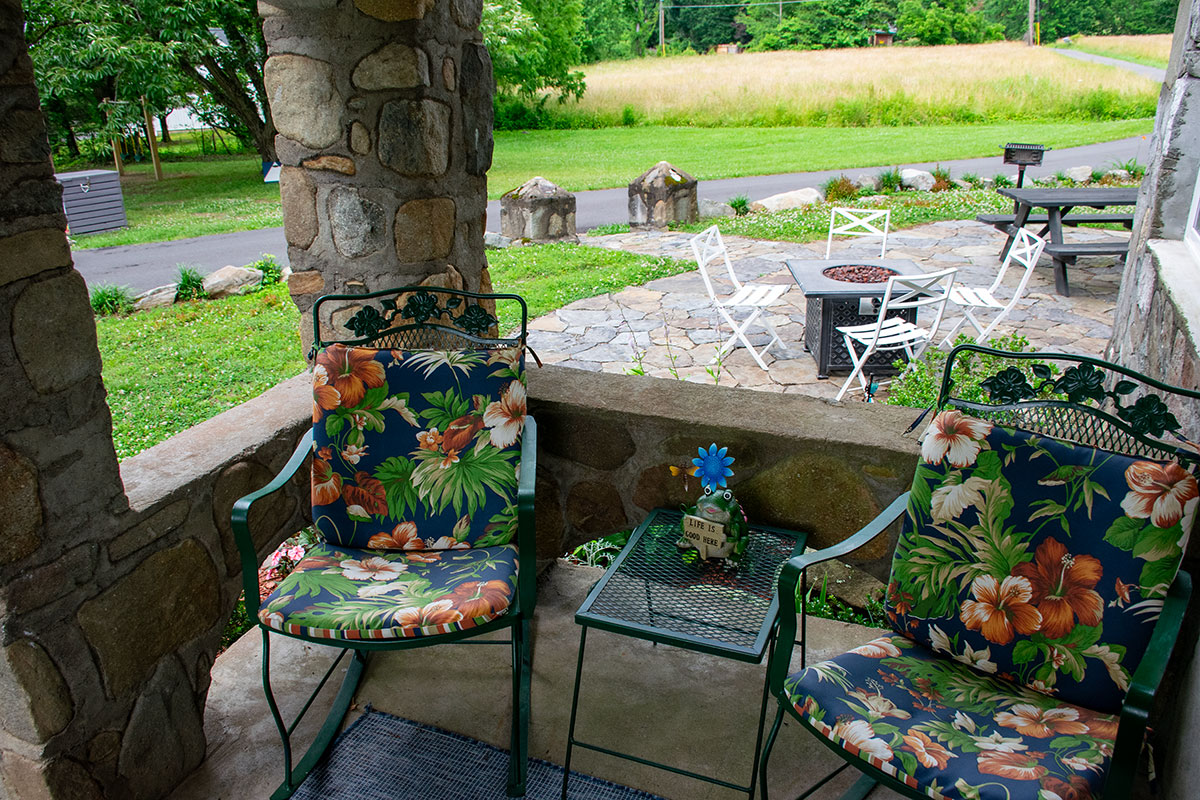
(294, 710, 668, 800)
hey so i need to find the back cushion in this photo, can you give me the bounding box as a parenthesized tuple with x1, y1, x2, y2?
(311, 344, 526, 550)
(887, 410, 1197, 713)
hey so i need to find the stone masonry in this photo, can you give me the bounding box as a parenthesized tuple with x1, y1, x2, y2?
(262, 0, 496, 353)
(628, 161, 698, 229)
(500, 176, 578, 242)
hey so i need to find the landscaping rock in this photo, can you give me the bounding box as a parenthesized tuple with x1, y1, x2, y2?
(854, 174, 880, 192)
(484, 232, 512, 249)
(132, 285, 177, 311)
(1064, 165, 1093, 183)
(750, 187, 823, 213)
(202, 266, 263, 299)
(953, 179, 972, 190)
(500, 176, 577, 243)
(699, 198, 735, 218)
(1105, 168, 1132, 182)
(900, 168, 935, 191)
(628, 161, 698, 229)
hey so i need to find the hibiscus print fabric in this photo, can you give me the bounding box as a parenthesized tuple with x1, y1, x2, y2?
(785, 634, 1116, 800)
(311, 345, 526, 550)
(258, 542, 518, 639)
(891, 411, 1196, 713)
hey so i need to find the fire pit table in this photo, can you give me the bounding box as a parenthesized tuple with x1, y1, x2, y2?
(786, 258, 925, 379)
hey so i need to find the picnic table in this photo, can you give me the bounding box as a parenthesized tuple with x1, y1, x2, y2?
(980, 187, 1137, 296)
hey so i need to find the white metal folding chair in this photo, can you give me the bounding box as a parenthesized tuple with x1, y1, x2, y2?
(691, 225, 787, 370)
(939, 228, 1045, 348)
(825, 207, 891, 259)
(835, 267, 957, 401)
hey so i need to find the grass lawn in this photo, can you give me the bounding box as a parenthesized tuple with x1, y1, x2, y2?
(100, 247, 693, 459)
(72, 119, 1151, 249)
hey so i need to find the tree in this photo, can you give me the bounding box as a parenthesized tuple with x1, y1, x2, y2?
(740, 0, 899, 52)
(897, 0, 1004, 45)
(484, 0, 585, 100)
(981, 0, 1177, 41)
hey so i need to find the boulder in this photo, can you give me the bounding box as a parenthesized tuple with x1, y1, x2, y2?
(628, 161, 698, 229)
(699, 198, 735, 218)
(1104, 168, 1132, 182)
(1064, 165, 1093, 183)
(749, 187, 823, 213)
(133, 285, 177, 311)
(900, 168, 935, 191)
(953, 179, 973, 190)
(854, 174, 880, 192)
(484, 231, 513, 249)
(202, 266, 263, 299)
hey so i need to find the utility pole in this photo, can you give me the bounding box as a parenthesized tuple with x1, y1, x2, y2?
(658, 0, 665, 56)
(1027, 0, 1036, 46)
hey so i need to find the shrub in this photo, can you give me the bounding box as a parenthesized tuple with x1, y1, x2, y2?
(930, 165, 953, 192)
(884, 332, 1048, 409)
(175, 265, 207, 301)
(621, 105, 639, 126)
(961, 172, 983, 188)
(876, 167, 903, 193)
(250, 253, 283, 285)
(90, 284, 134, 316)
(1114, 158, 1146, 180)
(822, 175, 860, 203)
(992, 173, 1014, 188)
(1091, 168, 1107, 183)
(728, 194, 750, 216)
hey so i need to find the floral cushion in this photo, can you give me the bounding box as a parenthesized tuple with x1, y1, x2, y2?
(258, 542, 518, 640)
(889, 410, 1197, 713)
(785, 633, 1116, 800)
(311, 344, 526, 550)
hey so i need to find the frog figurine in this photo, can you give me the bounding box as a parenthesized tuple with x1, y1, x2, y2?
(678, 486, 750, 565)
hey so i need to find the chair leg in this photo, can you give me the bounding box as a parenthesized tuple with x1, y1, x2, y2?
(263, 629, 368, 800)
(835, 338, 870, 401)
(507, 615, 532, 798)
(758, 704, 785, 800)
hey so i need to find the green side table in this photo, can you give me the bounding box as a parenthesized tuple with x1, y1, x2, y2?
(561, 507, 807, 800)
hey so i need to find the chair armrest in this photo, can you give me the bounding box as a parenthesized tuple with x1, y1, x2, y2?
(516, 416, 537, 615)
(1105, 570, 1192, 797)
(232, 428, 314, 615)
(767, 491, 910, 698)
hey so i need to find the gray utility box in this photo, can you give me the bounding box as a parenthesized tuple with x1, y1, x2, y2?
(56, 169, 128, 235)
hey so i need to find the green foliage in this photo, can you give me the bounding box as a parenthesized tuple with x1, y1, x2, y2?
(981, 0, 1177, 41)
(484, 0, 585, 102)
(1115, 158, 1146, 179)
(898, 0, 1004, 45)
(822, 175, 860, 202)
(564, 530, 632, 568)
(740, 0, 896, 52)
(174, 265, 207, 301)
(621, 105, 639, 127)
(221, 594, 254, 652)
(883, 332, 1048, 409)
(930, 164, 953, 191)
(588, 222, 632, 235)
(992, 172, 1014, 188)
(250, 253, 283, 285)
(876, 167, 904, 192)
(961, 172, 983, 188)
(578, 0, 654, 61)
(89, 284, 134, 316)
(728, 194, 750, 216)
(799, 574, 886, 628)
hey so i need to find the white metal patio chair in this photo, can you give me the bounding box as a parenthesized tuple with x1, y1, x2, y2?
(834, 267, 957, 401)
(825, 207, 890, 259)
(939, 227, 1045, 348)
(691, 225, 787, 370)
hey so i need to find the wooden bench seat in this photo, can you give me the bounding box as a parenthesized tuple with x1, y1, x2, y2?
(1042, 241, 1130, 296)
(976, 212, 1134, 228)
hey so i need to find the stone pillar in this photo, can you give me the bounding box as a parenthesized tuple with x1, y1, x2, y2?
(0, 1, 126, 795)
(628, 161, 698, 229)
(500, 176, 578, 243)
(261, 0, 495, 352)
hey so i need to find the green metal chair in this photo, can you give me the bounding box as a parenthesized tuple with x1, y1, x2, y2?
(760, 345, 1199, 800)
(232, 286, 536, 799)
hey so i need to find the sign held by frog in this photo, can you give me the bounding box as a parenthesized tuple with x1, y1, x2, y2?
(676, 444, 749, 566)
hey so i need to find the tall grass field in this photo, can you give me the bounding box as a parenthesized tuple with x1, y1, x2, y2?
(542, 42, 1157, 128)
(1063, 35, 1173, 69)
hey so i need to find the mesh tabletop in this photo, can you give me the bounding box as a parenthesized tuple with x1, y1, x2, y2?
(576, 509, 804, 662)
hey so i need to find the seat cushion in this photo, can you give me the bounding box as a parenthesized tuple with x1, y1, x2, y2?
(311, 344, 526, 550)
(889, 410, 1197, 713)
(258, 542, 518, 640)
(785, 633, 1116, 800)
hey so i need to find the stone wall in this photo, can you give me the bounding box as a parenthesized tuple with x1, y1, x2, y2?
(261, 0, 495, 353)
(1106, 4, 1200, 797)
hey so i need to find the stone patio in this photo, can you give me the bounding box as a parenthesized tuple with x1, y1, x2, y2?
(527, 220, 1127, 400)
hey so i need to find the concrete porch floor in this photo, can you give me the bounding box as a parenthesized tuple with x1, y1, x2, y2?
(170, 562, 905, 800)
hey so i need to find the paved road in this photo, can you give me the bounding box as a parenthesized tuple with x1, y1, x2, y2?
(73, 135, 1152, 293)
(1052, 48, 1167, 82)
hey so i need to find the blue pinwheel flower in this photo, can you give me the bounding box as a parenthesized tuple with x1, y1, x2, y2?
(692, 444, 734, 492)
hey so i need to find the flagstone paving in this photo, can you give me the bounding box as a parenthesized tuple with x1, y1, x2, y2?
(525, 220, 1127, 401)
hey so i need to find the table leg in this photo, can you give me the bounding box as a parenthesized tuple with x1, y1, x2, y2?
(1048, 207, 1070, 296)
(561, 626, 589, 800)
(1000, 202, 1032, 261)
(748, 633, 777, 800)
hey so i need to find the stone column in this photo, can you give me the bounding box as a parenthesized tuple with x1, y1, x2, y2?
(0, 1, 126, 795)
(628, 161, 698, 229)
(261, 0, 495, 353)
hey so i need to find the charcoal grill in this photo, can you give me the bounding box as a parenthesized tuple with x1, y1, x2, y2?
(1003, 142, 1049, 188)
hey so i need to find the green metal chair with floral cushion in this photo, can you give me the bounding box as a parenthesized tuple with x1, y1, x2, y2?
(232, 287, 536, 799)
(760, 344, 1199, 800)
